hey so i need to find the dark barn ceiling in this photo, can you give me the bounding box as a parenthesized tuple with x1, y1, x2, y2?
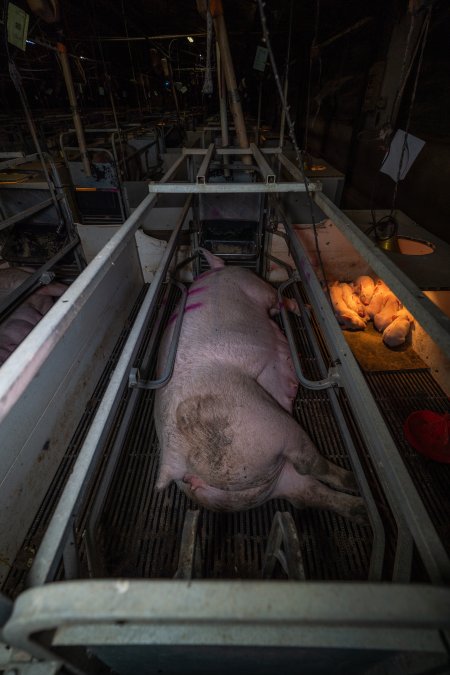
(0, 0, 448, 150)
(0, 0, 389, 112)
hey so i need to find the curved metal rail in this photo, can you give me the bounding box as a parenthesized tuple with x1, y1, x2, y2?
(129, 278, 187, 390)
(278, 276, 340, 391)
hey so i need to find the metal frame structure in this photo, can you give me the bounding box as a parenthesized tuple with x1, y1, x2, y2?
(1, 149, 450, 673)
(0, 152, 84, 317)
(60, 126, 162, 224)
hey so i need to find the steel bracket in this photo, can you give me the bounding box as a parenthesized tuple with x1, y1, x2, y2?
(262, 512, 306, 580)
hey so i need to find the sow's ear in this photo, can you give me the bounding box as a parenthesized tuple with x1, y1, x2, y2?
(198, 248, 225, 270)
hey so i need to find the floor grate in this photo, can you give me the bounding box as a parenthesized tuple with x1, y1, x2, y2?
(1, 286, 148, 599)
(365, 369, 450, 556)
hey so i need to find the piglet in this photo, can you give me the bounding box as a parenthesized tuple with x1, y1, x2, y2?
(374, 294, 402, 332)
(382, 309, 413, 347)
(339, 282, 367, 319)
(352, 275, 375, 306)
(327, 283, 366, 331)
(366, 280, 393, 319)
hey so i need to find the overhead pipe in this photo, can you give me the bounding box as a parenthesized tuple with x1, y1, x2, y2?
(57, 42, 92, 177)
(205, 0, 251, 164)
(25, 0, 91, 177)
(215, 42, 230, 177)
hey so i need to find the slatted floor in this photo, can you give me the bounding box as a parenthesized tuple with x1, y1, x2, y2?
(92, 285, 377, 582)
(3, 275, 449, 597)
(366, 370, 450, 556)
(94, 383, 375, 581)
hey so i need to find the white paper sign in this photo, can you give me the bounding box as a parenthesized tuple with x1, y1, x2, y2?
(380, 129, 425, 182)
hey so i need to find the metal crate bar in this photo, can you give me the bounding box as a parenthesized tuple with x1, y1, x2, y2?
(3, 581, 449, 666)
(278, 203, 450, 584)
(148, 181, 319, 193)
(196, 143, 215, 184)
(313, 191, 450, 359)
(27, 197, 192, 587)
(250, 143, 276, 183)
(0, 195, 63, 232)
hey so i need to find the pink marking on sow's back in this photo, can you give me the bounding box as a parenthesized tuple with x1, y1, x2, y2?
(188, 286, 207, 296)
(167, 302, 203, 327)
(185, 302, 203, 313)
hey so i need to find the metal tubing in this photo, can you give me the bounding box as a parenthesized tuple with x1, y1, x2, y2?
(313, 191, 450, 359)
(0, 153, 39, 172)
(250, 143, 276, 183)
(129, 279, 188, 390)
(262, 512, 306, 580)
(277, 151, 305, 181)
(287, 283, 386, 581)
(279, 70, 289, 147)
(0, 196, 59, 232)
(0, 239, 79, 320)
(147, 181, 319, 193)
(278, 279, 339, 390)
(83, 286, 177, 577)
(216, 41, 230, 177)
(57, 43, 92, 177)
(4, 581, 450, 658)
(210, 1, 251, 163)
(173, 511, 201, 580)
(196, 143, 215, 184)
(271, 235, 411, 582)
(27, 196, 192, 586)
(0, 190, 158, 425)
(278, 205, 450, 583)
(268, 252, 386, 580)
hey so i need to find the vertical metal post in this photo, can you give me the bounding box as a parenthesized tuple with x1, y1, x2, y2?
(216, 41, 230, 177)
(279, 75, 288, 148)
(62, 520, 79, 580)
(57, 42, 92, 177)
(256, 74, 263, 146)
(210, 0, 251, 164)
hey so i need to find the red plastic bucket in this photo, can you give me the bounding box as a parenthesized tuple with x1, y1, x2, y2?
(403, 410, 450, 463)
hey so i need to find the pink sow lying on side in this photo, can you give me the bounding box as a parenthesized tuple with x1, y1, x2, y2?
(155, 249, 366, 523)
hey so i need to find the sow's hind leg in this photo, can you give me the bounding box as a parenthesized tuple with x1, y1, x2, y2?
(273, 462, 368, 524)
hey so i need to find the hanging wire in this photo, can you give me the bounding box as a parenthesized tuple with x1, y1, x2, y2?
(279, 0, 293, 147)
(390, 7, 431, 213)
(304, 0, 320, 155)
(367, 6, 432, 236)
(121, 0, 142, 115)
(257, 0, 331, 299)
(89, 0, 120, 130)
(202, 3, 214, 95)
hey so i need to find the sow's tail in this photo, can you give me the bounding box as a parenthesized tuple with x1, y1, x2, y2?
(198, 247, 225, 270)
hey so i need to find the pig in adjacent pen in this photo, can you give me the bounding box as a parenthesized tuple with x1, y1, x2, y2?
(155, 250, 366, 523)
(0, 268, 67, 366)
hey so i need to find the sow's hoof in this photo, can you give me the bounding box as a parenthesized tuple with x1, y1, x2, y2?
(349, 498, 370, 526)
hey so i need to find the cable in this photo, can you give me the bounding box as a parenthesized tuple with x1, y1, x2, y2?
(368, 8, 431, 230)
(390, 7, 431, 212)
(121, 0, 142, 115)
(368, 6, 432, 239)
(257, 0, 331, 298)
(304, 0, 320, 154)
